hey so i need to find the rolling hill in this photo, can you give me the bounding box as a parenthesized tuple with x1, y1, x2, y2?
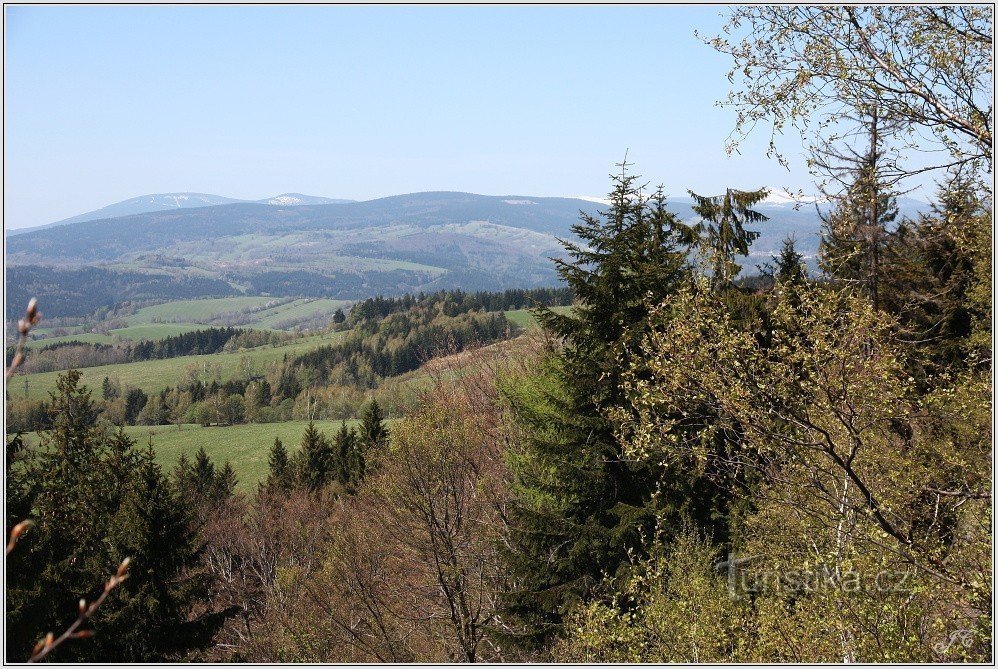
(6, 190, 932, 320)
(8, 191, 354, 235)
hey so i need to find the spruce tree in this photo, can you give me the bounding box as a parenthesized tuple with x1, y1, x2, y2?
(265, 437, 292, 492)
(216, 461, 237, 499)
(881, 169, 990, 379)
(6, 371, 215, 661)
(688, 186, 769, 290)
(99, 445, 212, 660)
(295, 420, 332, 491)
(172, 451, 195, 504)
(192, 447, 217, 501)
(817, 112, 898, 310)
(502, 163, 696, 645)
(332, 421, 361, 486)
(774, 236, 808, 286)
(359, 399, 388, 449)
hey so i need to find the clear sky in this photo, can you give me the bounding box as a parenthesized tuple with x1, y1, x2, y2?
(5, 4, 823, 229)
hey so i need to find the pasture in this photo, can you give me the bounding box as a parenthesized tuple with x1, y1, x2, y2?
(14, 329, 349, 400)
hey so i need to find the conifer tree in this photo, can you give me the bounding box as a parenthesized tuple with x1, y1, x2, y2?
(688, 186, 769, 290)
(818, 111, 898, 310)
(216, 461, 237, 499)
(774, 236, 808, 286)
(99, 444, 211, 660)
(359, 398, 388, 449)
(881, 168, 990, 378)
(295, 420, 332, 491)
(172, 451, 194, 503)
(502, 163, 697, 645)
(265, 436, 292, 492)
(192, 447, 217, 501)
(6, 371, 215, 661)
(101, 376, 118, 400)
(332, 421, 362, 486)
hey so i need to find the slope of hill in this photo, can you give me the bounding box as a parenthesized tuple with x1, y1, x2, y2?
(8, 191, 353, 234)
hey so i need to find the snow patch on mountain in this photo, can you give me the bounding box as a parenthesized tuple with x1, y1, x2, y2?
(572, 195, 611, 205)
(266, 195, 304, 205)
(761, 189, 826, 206)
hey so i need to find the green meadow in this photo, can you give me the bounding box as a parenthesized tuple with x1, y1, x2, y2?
(503, 305, 572, 330)
(23, 419, 364, 492)
(14, 329, 348, 400)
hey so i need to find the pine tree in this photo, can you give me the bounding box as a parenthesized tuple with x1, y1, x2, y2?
(333, 308, 346, 324)
(502, 163, 697, 645)
(688, 186, 769, 290)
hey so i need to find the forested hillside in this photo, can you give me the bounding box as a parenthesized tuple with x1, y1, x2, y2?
(4, 5, 991, 664)
(5, 189, 932, 321)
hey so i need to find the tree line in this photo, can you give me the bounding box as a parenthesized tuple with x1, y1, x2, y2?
(348, 286, 573, 322)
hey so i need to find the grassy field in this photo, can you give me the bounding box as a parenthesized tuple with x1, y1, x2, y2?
(24, 332, 118, 348)
(106, 323, 207, 340)
(248, 298, 351, 328)
(25, 323, 205, 349)
(118, 296, 353, 330)
(14, 329, 348, 400)
(504, 305, 572, 330)
(23, 419, 363, 492)
(121, 296, 284, 325)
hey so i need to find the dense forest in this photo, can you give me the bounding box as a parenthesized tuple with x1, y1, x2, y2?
(4, 6, 992, 664)
(5, 266, 236, 321)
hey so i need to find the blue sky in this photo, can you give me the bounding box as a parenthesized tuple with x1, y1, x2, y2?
(6, 5, 822, 229)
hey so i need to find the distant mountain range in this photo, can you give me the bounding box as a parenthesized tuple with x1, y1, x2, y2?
(9, 192, 355, 234)
(6, 190, 932, 320)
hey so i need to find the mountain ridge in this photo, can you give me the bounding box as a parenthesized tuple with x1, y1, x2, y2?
(6, 190, 933, 320)
(8, 191, 355, 234)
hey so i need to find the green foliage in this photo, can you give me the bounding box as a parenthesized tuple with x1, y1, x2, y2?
(6, 370, 214, 661)
(688, 186, 769, 289)
(501, 164, 700, 645)
(818, 114, 899, 310)
(332, 421, 363, 487)
(265, 437, 293, 493)
(773, 236, 807, 287)
(882, 169, 992, 378)
(99, 445, 216, 660)
(358, 398, 388, 450)
(554, 529, 751, 662)
(293, 420, 334, 491)
(173, 446, 236, 511)
(616, 277, 991, 662)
